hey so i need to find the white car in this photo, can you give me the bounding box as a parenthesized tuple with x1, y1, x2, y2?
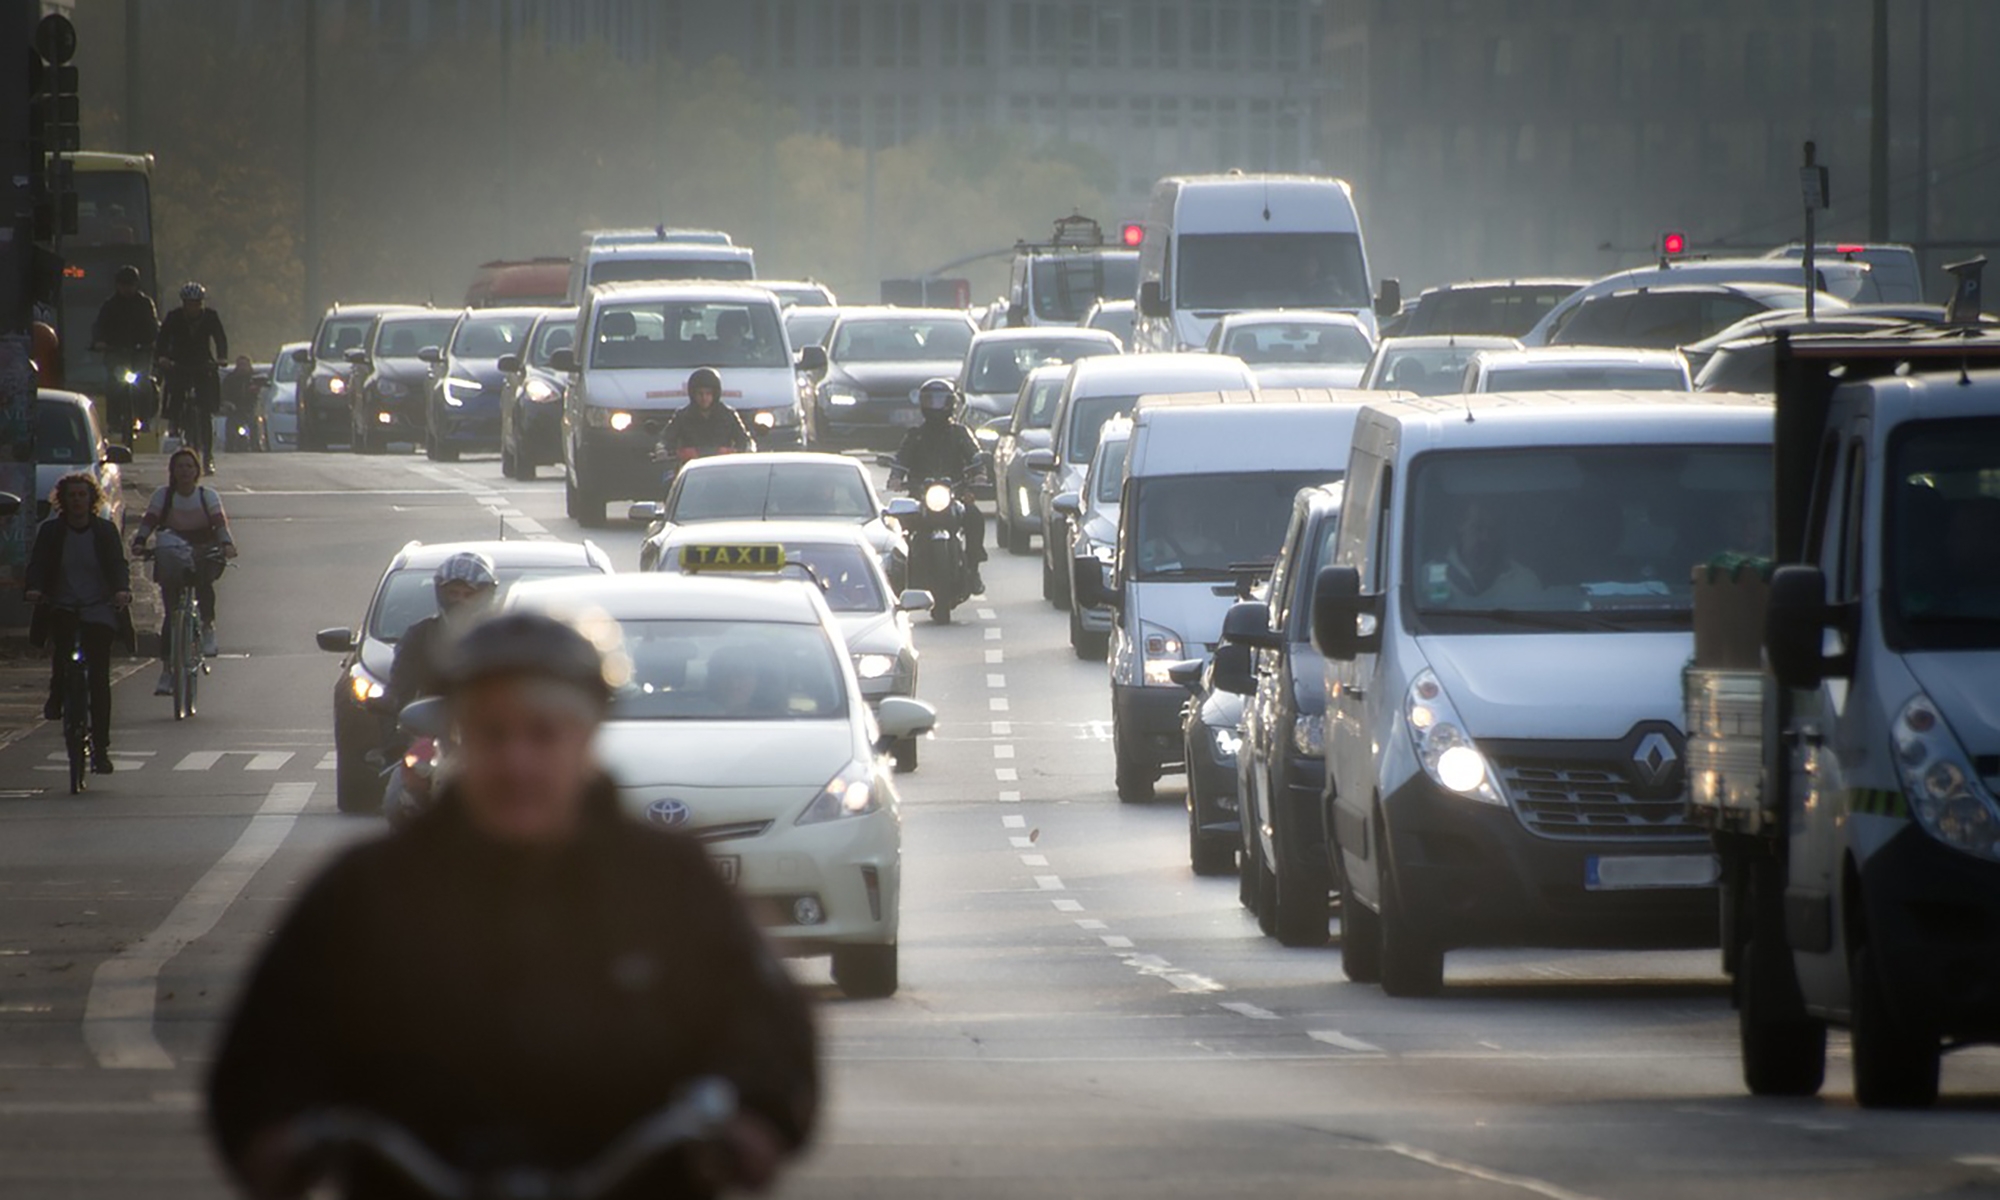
(258, 341, 308, 450)
(631, 451, 907, 581)
(1204, 310, 1376, 390)
(34, 390, 129, 526)
(506, 572, 936, 999)
(1461, 347, 1693, 393)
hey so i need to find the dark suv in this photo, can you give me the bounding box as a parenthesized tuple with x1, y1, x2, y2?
(295, 303, 419, 451)
(1222, 482, 1345, 948)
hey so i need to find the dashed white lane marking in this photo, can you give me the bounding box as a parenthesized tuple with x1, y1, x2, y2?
(993, 745, 1016, 759)
(1075, 919, 1109, 931)
(984, 627, 1002, 640)
(1010, 836, 1035, 849)
(985, 673, 1007, 688)
(1167, 973, 1225, 994)
(1101, 935, 1135, 949)
(1076, 720, 1112, 741)
(1049, 898, 1084, 912)
(1020, 854, 1049, 867)
(173, 750, 294, 772)
(1001, 815, 1026, 829)
(1221, 1001, 1281, 1020)
(977, 607, 997, 621)
(316, 751, 337, 770)
(85, 782, 315, 1069)
(988, 697, 1011, 712)
(34, 749, 155, 773)
(998, 790, 1021, 803)
(1309, 1030, 1387, 1054)
(990, 721, 1012, 736)
(1374, 1142, 1602, 1200)
(995, 768, 1019, 782)
(984, 649, 1005, 664)
(1034, 875, 1065, 891)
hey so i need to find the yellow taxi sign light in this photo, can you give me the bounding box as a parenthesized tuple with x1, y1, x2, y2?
(679, 544, 788, 573)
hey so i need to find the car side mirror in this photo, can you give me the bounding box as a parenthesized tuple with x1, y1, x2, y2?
(1222, 599, 1282, 651)
(1374, 277, 1403, 319)
(344, 348, 369, 367)
(548, 347, 578, 374)
(417, 346, 443, 366)
(291, 347, 312, 365)
(1023, 448, 1056, 474)
(315, 626, 357, 653)
(1138, 280, 1168, 319)
(884, 497, 921, 521)
(1166, 658, 1206, 692)
(398, 696, 448, 740)
(897, 589, 934, 613)
(496, 353, 523, 375)
(102, 443, 134, 466)
(1310, 565, 1369, 660)
(1006, 302, 1028, 326)
(625, 501, 662, 524)
(1052, 491, 1082, 519)
(1074, 557, 1122, 611)
(795, 345, 828, 375)
(1210, 643, 1257, 696)
(873, 696, 937, 753)
(1765, 565, 1833, 689)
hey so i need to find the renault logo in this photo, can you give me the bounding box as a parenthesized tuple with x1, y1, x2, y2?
(1631, 732, 1680, 788)
(645, 799, 691, 829)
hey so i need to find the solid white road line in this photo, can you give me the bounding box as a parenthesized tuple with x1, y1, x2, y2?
(1308, 1029, 1387, 1054)
(1374, 1141, 1604, 1200)
(84, 782, 314, 1070)
(1221, 1001, 1281, 1020)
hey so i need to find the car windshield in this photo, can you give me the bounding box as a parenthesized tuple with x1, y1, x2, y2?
(662, 543, 885, 614)
(1031, 255, 1140, 322)
(1885, 418, 2000, 650)
(589, 300, 787, 370)
(1372, 345, 1489, 395)
(613, 619, 847, 721)
(368, 566, 597, 643)
(1131, 471, 1336, 580)
(450, 314, 535, 360)
(670, 463, 875, 522)
(530, 317, 575, 366)
(1177, 232, 1369, 312)
(1406, 446, 1771, 632)
(34, 402, 94, 465)
(831, 318, 972, 364)
(968, 338, 1115, 395)
(1088, 305, 1135, 346)
(375, 317, 457, 359)
(1414, 287, 1576, 337)
(272, 353, 301, 383)
(316, 317, 375, 358)
(1220, 322, 1373, 365)
(589, 258, 756, 285)
(1064, 394, 1137, 463)
(1093, 438, 1130, 503)
(1481, 365, 1688, 392)
(785, 309, 837, 348)
(1017, 377, 1065, 430)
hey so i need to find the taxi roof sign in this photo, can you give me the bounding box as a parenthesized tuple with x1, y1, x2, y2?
(679, 544, 787, 573)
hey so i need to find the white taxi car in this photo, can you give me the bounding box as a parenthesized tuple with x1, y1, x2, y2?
(507, 571, 935, 999)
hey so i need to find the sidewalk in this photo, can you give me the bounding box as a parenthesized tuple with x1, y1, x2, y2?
(0, 466, 164, 752)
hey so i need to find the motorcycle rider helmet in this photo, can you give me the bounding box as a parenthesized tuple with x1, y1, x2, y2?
(686, 366, 723, 400)
(114, 265, 141, 286)
(439, 610, 620, 707)
(916, 378, 958, 420)
(179, 281, 206, 302)
(432, 550, 498, 604)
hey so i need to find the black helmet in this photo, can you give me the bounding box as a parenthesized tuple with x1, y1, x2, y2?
(686, 367, 723, 398)
(916, 378, 958, 417)
(114, 265, 141, 286)
(439, 611, 617, 705)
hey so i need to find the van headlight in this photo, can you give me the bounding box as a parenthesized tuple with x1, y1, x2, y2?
(326, 375, 348, 395)
(584, 405, 634, 431)
(1292, 711, 1325, 757)
(347, 663, 386, 704)
(923, 483, 954, 513)
(1406, 669, 1504, 805)
(1140, 621, 1185, 686)
(1894, 693, 2000, 862)
(752, 410, 777, 431)
(797, 761, 878, 824)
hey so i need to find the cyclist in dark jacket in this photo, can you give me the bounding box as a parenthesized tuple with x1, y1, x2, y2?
(91, 267, 160, 442)
(155, 281, 229, 473)
(24, 474, 135, 774)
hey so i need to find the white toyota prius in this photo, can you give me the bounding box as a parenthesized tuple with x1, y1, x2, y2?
(507, 570, 936, 999)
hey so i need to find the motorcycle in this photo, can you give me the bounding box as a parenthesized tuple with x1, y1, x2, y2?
(889, 474, 976, 624)
(382, 734, 439, 829)
(653, 442, 745, 495)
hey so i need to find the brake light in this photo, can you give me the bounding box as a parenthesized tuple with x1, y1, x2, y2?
(1121, 223, 1144, 248)
(1834, 243, 1866, 254)
(1660, 231, 1687, 257)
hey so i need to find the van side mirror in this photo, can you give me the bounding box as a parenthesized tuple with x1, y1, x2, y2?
(548, 348, 577, 374)
(1765, 565, 1832, 689)
(417, 346, 443, 366)
(1222, 600, 1282, 651)
(795, 345, 828, 375)
(1311, 566, 1368, 660)
(496, 353, 523, 375)
(1167, 658, 1205, 692)
(1138, 280, 1169, 319)
(103, 443, 134, 466)
(1052, 492, 1082, 519)
(1374, 278, 1403, 319)
(1210, 643, 1256, 696)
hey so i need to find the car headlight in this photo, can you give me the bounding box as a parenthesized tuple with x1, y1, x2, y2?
(1292, 711, 1325, 757)
(752, 410, 777, 431)
(584, 405, 635, 431)
(443, 377, 482, 407)
(120, 370, 140, 386)
(374, 379, 406, 399)
(524, 377, 559, 404)
(796, 761, 879, 825)
(326, 375, 348, 395)
(1212, 726, 1243, 761)
(347, 663, 385, 704)
(923, 483, 954, 513)
(1140, 621, 1185, 686)
(821, 385, 861, 408)
(854, 653, 897, 680)
(1406, 669, 1504, 804)
(1893, 693, 2000, 862)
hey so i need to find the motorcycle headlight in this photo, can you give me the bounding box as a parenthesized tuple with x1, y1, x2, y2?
(374, 379, 405, 399)
(1212, 726, 1243, 761)
(347, 663, 385, 704)
(1405, 669, 1504, 805)
(1292, 711, 1325, 757)
(854, 653, 897, 680)
(120, 370, 139, 386)
(1893, 693, 2000, 862)
(796, 761, 879, 825)
(326, 375, 348, 395)
(923, 483, 954, 513)
(1140, 621, 1185, 686)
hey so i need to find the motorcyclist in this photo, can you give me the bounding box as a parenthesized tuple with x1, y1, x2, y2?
(90, 266, 159, 443)
(653, 367, 753, 472)
(207, 610, 819, 1199)
(155, 281, 229, 474)
(385, 551, 499, 715)
(890, 378, 987, 594)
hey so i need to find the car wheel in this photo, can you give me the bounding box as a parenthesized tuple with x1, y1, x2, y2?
(335, 747, 383, 815)
(1271, 799, 1332, 948)
(1188, 786, 1235, 877)
(1113, 722, 1156, 804)
(499, 442, 518, 479)
(1044, 542, 1071, 611)
(517, 458, 537, 482)
(565, 475, 605, 527)
(1069, 597, 1108, 661)
(1378, 837, 1444, 998)
(892, 736, 918, 773)
(1337, 849, 1383, 983)
(832, 943, 899, 999)
(1851, 945, 1940, 1108)
(1254, 848, 1279, 937)
(1005, 511, 1033, 556)
(1738, 937, 1826, 1097)
(1238, 822, 1260, 912)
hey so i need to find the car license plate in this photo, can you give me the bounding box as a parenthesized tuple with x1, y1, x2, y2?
(711, 855, 740, 885)
(889, 409, 922, 427)
(1585, 854, 1719, 891)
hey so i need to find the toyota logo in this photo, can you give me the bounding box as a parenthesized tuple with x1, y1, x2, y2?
(645, 799, 692, 829)
(1630, 732, 1681, 789)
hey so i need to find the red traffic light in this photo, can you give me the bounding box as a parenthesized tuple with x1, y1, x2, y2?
(1660, 231, 1688, 257)
(1121, 223, 1144, 248)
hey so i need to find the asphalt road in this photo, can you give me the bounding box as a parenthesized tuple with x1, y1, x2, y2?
(1, 448, 1996, 1199)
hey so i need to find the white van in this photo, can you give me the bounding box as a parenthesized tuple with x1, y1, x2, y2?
(1309, 391, 1772, 996)
(1132, 173, 1396, 353)
(1083, 401, 1361, 803)
(567, 239, 756, 304)
(554, 282, 805, 525)
(1522, 258, 1873, 347)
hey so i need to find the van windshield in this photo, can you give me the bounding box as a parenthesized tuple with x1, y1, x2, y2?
(1032, 256, 1140, 322)
(1885, 418, 2000, 650)
(590, 301, 787, 370)
(1405, 445, 1770, 633)
(1131, 471, 1338, 580)
(1177, 232, 1368, 313)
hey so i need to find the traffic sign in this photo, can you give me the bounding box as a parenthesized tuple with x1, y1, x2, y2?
(35, 13, 77, 66)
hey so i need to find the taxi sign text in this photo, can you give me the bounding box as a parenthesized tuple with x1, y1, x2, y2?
(680, 544, 787, 572)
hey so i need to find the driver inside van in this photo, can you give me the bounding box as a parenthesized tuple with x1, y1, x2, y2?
(1428, 497, 1543, 606)
(1139, 490, 1228, 575)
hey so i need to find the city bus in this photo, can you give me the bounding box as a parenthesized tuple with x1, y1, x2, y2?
(56, 151, 159, 394)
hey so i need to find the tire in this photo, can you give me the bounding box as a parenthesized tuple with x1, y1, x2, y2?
(565, 476, 605, 527)
(1114, 743, 1156, 804)
(1189, 808, 1236, 878)
(1272, 847, 1332, 948)
(499, 443, 518, 478)
(170, 608, 193, 721)
(892, 736, 918, 773)
(1005, 514, 1033, 556)
(1338, 885, 1384, 984)
(1238, 825, 1260, 912)
(1254, 849, 1279, 937)
(1379, 866, 1444, 997)
(1044, 546, 1071, 610)
(517, 459, 537, 481)
(1737, 937, 1827, 1097)
(1069, 598, 1109, 661)
(1851, 946, 1940, 1108)
(832, 943, 899, 999)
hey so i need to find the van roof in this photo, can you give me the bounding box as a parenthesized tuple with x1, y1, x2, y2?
(1127, 402, 1364, 476)
(586, 281, 780, 305)
(1363, 390, 1772, 452)
(1137, 386, 1380, 407)
(589, 242, 752, 262)
(1067, 352, 1256, 398)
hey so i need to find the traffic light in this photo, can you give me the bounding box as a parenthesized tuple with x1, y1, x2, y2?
(1660, 230, 1688, 258)
(29, 14, 82, 243)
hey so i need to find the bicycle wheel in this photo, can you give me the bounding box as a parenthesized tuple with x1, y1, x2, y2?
(171, 594, 196, 720)
(63, 654, 89, 794)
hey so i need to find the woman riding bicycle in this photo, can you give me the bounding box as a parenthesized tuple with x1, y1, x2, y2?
(154, 281, 229, 474)
(131, 447, 238, 695)
(25, 474, 136, 776)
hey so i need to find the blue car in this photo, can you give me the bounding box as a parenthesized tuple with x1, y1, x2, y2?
(423, 307, 540, 460)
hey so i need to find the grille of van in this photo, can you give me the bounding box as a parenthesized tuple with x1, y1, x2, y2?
(1486, 735, 1703, 842)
